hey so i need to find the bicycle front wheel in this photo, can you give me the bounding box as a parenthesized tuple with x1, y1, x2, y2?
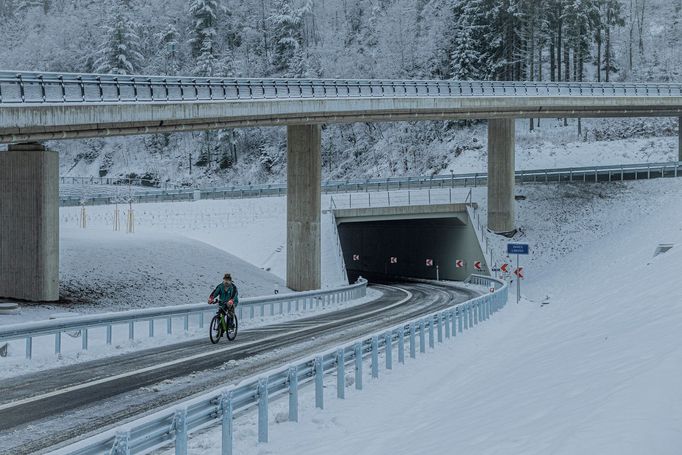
(209, 315, 222, 344)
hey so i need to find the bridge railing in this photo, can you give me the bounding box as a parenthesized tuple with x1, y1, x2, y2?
(1, 70, 680, 104)
(52, 275, 506, 455)
(58, 161, 682, 207)
(0, 279, 367, 359)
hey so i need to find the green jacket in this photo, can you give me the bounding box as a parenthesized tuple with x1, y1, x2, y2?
(210, 282, 239, 306)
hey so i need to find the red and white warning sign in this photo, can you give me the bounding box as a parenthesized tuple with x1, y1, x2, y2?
(500, 263, 509, 273)
(514, 267, 524, 279)
(474, 261, 482, 271)
(455, 259, 464, 268)
(425, 259, 433, 266)
(352, 254, 360, 261)
(390, 257, 398, 264)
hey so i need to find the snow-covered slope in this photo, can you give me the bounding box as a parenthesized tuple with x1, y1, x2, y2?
(170, 177, 682, 454)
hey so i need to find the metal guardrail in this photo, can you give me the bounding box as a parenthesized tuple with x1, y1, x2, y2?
(52, 275, 506, 455)
(0, 279, 367, 359)
(1, 70, 680, 105)
(59, 161, 682, 207)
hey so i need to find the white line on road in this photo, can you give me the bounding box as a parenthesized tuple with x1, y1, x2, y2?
(0, 285, 412, 413)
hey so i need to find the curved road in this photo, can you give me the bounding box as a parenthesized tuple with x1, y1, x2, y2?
(0, 282, 478, 454)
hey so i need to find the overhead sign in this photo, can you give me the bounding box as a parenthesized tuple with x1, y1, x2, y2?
(500, 263, 510, 273)
(352, 254, 360, 261)
(507, 243, 529, 255)
(514, 267, 524, 279)
(455, 259, 464, 268)
(425, 259, 433, 266)
(474, 261, 482, 271)
(390, 257, 398, 264)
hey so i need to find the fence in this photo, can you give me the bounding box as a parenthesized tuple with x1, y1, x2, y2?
(1, 70, 680, 105)
(0, 279, 367, 360)
(59, 161, 682, 207)
(52, 275, 507, 455)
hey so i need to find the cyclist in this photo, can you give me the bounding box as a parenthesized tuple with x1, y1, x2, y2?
(208, 273, 239, 330)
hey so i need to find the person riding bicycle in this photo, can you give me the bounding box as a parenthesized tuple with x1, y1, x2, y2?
(208, 273, 239, 329)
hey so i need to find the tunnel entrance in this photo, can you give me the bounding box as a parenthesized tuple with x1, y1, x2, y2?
(336, 207, 487, 283)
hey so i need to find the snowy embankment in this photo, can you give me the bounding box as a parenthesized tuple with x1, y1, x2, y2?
(171, 177, 682, 455)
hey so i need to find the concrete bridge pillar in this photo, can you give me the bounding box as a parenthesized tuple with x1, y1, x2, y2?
(286, 125, 321, 291)
(0, 143, 59, 301)
(487, 119, 516, 235)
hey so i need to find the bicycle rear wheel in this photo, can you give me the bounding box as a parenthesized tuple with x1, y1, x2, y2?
(226, 314, 238, 341)
(209, 315, 222, 344)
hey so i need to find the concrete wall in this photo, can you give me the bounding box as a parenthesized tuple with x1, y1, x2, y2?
(0, 143, 59, 301)
(2, 96, 681, 143)
(487, 118, 515, 234)
(286, 125, 321, 291)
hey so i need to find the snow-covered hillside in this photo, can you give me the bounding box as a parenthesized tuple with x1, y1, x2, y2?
(165, 177, 682, 455)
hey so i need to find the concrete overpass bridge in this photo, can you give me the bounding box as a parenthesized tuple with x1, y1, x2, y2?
(1, 70, 681, 301)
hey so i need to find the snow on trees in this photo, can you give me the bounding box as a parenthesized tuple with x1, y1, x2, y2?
(93, 1, 143, 75)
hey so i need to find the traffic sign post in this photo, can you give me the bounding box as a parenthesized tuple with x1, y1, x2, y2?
(507, 243, 529, 304)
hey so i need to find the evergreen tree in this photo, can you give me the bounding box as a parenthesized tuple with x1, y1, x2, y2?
(189, 0, 220, 58)
(270, 0, 305, 75)
(93, 1, 143, 75)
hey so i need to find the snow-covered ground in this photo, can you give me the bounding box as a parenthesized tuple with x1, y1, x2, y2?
(3, 121, 681, 453)
(158, 177, 682, 455)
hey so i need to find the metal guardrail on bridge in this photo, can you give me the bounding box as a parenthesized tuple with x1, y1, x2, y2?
(52, 275, 507, 455)
(60, 161, 681, 207)
(0, 279, 367, 359)
(1, 70, 680, 105)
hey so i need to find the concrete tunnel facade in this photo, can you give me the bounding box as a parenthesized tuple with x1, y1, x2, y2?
(333, 204, 489, 283)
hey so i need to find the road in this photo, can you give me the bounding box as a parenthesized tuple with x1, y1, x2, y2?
(0, 282, 478, 454)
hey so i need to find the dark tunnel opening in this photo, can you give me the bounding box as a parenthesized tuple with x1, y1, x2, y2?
(338, 217, 484, 283)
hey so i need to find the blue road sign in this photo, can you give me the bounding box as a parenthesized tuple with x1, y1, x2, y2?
(507, 243, 529, 255)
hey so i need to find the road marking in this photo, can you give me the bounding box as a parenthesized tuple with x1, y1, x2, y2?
(0, 285, 412, 413)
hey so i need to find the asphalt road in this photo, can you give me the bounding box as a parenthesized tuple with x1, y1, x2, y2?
(0, 281, 478, 454)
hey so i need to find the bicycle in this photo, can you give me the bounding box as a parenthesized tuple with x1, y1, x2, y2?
(209, 302, 238, 344)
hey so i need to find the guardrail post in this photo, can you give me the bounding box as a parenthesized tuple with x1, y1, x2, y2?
(112, 430, 131, 455)
(419, 320, 426, 353)
(354, 343, 363, 390)
(258, 378, 269, 442)
(288, 367, 299, 422)
(167, 317, 172, 335)
(445, 312, 451, 338)
(463, 305, 469, 330)
(458, 307, 463, 333)
(107, 325, 113, 345)
(55, 332, 61, 354)
(221, 391, 233, 455)
(149, 320, 155, 337)
(451, 309, 457, 336)
(184, 315, 189, 332)
(437, 314, 443, 343)
(129, 321, 135, 340)
(250, 306, 255, 319)
(409, 323, 416, 358)
(315, 356, 324, 409)
(398, 329, 405, 364)
(428, 319, 435, 349)
(174, 408, 188, 455)
(474, 302, 479, 325)
(385, 332, 392, 370)
(467, 303, 474, 328)
(337, 349, 345, 399)
(82, 329, 88, 351)
(371, 336, 379, 378)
